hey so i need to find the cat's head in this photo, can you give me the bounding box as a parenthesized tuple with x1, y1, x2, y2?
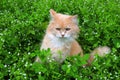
(46, 9, 80, 40)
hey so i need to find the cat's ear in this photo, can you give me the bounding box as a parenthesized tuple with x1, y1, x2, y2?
(69, 15, 78, 25)
(50, 9, 57, 19)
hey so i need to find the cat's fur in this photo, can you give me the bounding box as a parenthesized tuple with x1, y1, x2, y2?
(36, 9, 110, 65)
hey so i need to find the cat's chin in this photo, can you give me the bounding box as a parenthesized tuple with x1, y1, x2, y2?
(56, 35, 71, 39)
(58, 36, 69, 39)
(59, 38, 68, 40)
(48, 34, 74, 41)
(58, 37, 74, 41)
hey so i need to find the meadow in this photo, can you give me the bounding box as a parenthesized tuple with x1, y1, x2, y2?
(0, 0, 120, 80)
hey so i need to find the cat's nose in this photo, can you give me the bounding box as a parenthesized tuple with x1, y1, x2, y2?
(61, 32, 65, 37)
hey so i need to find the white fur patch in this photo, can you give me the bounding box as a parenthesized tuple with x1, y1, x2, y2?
(48, 34, 73, 48)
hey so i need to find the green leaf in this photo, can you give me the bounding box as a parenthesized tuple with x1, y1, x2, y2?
(113, 39, 120, 48)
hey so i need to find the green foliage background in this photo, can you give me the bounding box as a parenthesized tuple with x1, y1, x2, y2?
(0, 0, 120, 80)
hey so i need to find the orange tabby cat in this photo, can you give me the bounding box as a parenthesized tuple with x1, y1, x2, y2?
(36, 9, 110, 65)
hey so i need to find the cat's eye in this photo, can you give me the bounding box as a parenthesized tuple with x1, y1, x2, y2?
(65, 28, 71, 31)
(56, 28, 61, 31)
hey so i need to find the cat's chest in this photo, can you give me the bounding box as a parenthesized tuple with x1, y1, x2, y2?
(41, 35, 73, 51)
(50, 38, 71, 49)
(49, 38, 72, 63)
(41, 35, 73, 63)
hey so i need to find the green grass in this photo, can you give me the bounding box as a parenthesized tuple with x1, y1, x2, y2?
(0, 0, 120, 80)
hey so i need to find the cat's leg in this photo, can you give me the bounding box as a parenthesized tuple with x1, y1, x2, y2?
(70, 41, 83, 56)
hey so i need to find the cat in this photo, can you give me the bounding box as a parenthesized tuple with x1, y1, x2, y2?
(35, 9, 111, 66)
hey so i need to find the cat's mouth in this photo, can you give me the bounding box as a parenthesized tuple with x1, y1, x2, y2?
(54, 34, 72, 39)
(57, 36, 68, 39)
(59, 36, 73, 40)
(59, 37, 67, 39)
(59, 35, 70, 38)
(56, 34, 72, 39)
